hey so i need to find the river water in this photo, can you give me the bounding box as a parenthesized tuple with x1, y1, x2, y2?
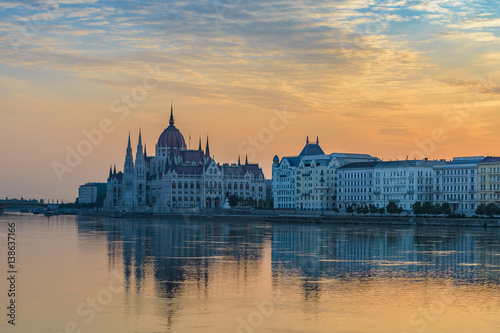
(1, 213, 500, 333)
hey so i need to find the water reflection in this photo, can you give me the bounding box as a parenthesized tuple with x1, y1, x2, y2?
(76, 217, 500, 332)
(271, 225, 500, 283)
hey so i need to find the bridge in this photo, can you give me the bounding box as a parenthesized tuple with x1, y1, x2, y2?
(0, 202, 48, 213)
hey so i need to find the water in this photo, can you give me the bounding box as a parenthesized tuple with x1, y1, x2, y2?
(2, 213, 500, 333)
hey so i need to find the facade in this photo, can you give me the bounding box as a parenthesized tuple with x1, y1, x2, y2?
(272, 137, 378, 210)
(434, 156, 484, 213)
(337, 161, 379, 209)
(104, 105, 266, 212)
(478, 157, 500, 206)
(78, 182, 107, 204)
(373, 159, 445, 211)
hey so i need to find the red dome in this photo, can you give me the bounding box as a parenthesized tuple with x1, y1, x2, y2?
(157, 125, 186, 149)
(157, 104, 186, 150)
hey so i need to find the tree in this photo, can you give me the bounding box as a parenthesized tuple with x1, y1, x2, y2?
(228, 195, 239, 207)
(421, 202, 433, 215)
(476, 203, 486, 216)
(432, 203, 443, 215)
(378, 207, 385, 215)
(386, 202, 400, 215)
(442, 202, 452, 216)
(369, 204, 378, 215)
(361, 205, 369, 215)
(356, 206, 363, 214)
(346, 206, 354, 213)
(485, 203, 500, 217)
(257, 199, 266, 209)
(412, 201, 423, 215)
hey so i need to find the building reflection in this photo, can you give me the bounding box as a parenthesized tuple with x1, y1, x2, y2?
(77, 218, 500, 329)
(271, 225, 500, 283)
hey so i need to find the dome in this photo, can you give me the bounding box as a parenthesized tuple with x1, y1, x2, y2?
(157, 104, 187, 150)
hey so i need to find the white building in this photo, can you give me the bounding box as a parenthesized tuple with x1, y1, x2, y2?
(373, 159, 445, 211)
(433, 156, 483, 214)
(337, 161, 379, 209)
(272, 137, 378, 211)
(78, 182, 106, 204)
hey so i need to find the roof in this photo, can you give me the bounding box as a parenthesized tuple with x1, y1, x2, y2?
(280, 156, 301, 167)
(375, 160, 446, 168)
(299, 143, 325, 157)
(434, 156, 485, 168)
(223, 164, 264, 178)
(183, 150, 204, 163)
(479, 156, 500, 164)
(338, 161, 380, 169)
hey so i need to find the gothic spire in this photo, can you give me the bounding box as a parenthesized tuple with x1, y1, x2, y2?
(169, 99, 174, 126)
(198, 136, 202, 151)
(316, 136, 319, 145)
(113, 164, 116, 174)
(245, 154, 248, 165)
(127, 131, 132, 150)
(238, 155, 241, 166)
(205, 135, 210, 158)
(109, 165, 112, 179)
(124, 132, 134, 173)
(137, 128, 143, 149)
(306, 136, 309, 145)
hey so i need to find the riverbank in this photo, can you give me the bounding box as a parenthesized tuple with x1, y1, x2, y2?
(76, 210, 500, 228)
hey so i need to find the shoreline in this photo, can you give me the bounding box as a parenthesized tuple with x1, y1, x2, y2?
(74, 210, 500, 228)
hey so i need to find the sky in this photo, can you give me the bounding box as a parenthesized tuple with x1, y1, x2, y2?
(1, 0, 500, 201)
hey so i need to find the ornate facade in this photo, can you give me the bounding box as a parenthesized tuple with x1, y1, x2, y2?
(104, 104, 266, 212)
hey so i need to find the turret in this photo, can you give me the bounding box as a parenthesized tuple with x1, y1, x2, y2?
(124, 132, 134, 174)
(135, 129, 145, 176)
(205, 136, 211, 161)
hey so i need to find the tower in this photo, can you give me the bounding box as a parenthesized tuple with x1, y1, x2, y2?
(135, 129, 147, 206)
(124, 132, 134, 174)
(205, 136, 211, 163)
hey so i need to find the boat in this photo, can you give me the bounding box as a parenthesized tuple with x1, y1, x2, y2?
(44, 210, 55, 216)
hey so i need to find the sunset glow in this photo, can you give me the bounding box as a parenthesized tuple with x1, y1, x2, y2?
(1, 0, 500, 201)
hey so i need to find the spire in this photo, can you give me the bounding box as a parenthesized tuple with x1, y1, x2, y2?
(109, 165, 112, 179)
(306, 136, 309, 145)
(316, 136, 319, 145)
(124, 132, 134, 173)
(245, 154, 248, 165)
(198, 137, 202, 151)
(137, 128, 143, 149)
(205, 136, 210, 158)
(144, 144, 147, 158)
(113, 164, 116, 174)
(169, 99, 174, 126)
(238, 155, 241, 166)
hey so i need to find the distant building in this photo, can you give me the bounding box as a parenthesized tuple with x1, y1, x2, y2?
(104, 104, 266, 212)
(78, 182, 107, 204)
(373, 159, 445, 211)
(337, 161, 379, 209)
(272, 137, 378, 210)
(478, 157, 500, 206)
(434, 156, 484, 214)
